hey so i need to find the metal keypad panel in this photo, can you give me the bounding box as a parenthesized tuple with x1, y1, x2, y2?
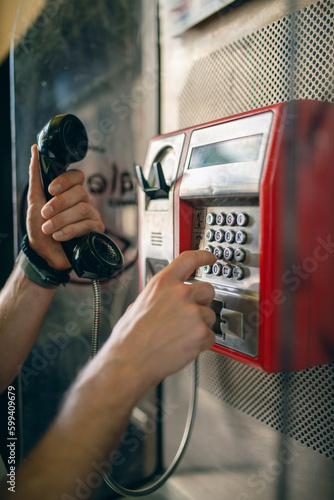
(192, 205, 260, 294)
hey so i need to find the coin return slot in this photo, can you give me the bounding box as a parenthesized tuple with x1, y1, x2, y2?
(219, 309, 244, 340)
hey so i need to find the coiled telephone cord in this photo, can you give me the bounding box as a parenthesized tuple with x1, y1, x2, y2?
(91, 278, 198, 497)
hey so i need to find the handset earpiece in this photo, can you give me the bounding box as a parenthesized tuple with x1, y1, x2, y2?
(37, 114, 123, 279)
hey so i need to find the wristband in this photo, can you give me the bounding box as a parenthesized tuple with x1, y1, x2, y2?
(16, 234, 71, 288)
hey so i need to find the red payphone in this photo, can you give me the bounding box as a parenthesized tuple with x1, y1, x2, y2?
(137, 100, 334, 372)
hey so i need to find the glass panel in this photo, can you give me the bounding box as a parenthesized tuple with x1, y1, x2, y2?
(11, 1, 159, 494)
(189, 134, 263, 169)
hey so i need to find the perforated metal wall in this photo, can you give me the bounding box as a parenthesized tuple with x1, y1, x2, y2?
(179, 0, 334, 461)
(179, 0, 333, 127)
(199, 354, 334, 459)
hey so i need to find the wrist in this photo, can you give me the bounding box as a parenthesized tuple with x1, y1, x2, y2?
(17, 234, 72, 289)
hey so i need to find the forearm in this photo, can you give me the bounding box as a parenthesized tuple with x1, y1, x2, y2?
(0, 264, 55, 392)
(0, 250, 216, 499)
(11, 346, 142, 500)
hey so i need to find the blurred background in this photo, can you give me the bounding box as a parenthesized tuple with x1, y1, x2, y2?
(0, 1, 333, 499)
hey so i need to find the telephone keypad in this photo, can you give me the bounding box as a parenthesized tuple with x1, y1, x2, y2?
(225, 230, 235, 244)
(216, 212, 226, 226)
(214, 246, 224, 259)
(222, 264, 233, 278)
(235, 230, 247, 245)
(204, 265, 212, 274)
(236, 212, 248, 226)
(215, 229, 225, 243)
(226, 212, 237, 226)
(193, 206, 259, 289)
(205, 229, 215, 242)
(213, 262, 223, 276)
(206, 212, 216, 225)
(223, 247, 234, 261)
(234, 248, 246, 262)
(233, 266, 245, 280)
(205, 244, 214, 253)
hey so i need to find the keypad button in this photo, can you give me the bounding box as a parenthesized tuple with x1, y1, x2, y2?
(214, 246, 224, 259)
(216, 212, 226, 226)
(212, 262, 223, 276)
(206, 212, 216, 225)
(226, 212, 237, 226)
(222, 264, 233, 278)
(204, 245, 214, 253)
(233, 266, 244, 280)
(237, 212, 249, 226)
(215, 229, 225, 243)
(225, 230, 235, 244)
(204, 265, 213, 274)
(205, 229, 215, 242)
(234, 248, 246, 262)
(223, 247, 234, 261)
(235, 230, 247, 245)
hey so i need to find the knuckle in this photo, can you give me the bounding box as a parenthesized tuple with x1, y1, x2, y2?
(175, 283, 192, 301)
(207, 308, 216, 327)
(205, 283, 215, 300)
(52, 195, 66, 212)
(81, 218, 104, 235)
(74, 183, 88, 200)
(60, 224, 74, 239)
(83, 219, 97, 232)
(193, 282, 215, 303)
(69, 168, 85, 185)
(151, 271, 169, 290)
(185, 302, 201, 321)
(195, 321, 209, 342)
(181, 250, 194, 258)
(50, 213, 62, 229)
(77, 201, 91, 218)
(204, 329, 215, 350)
(179, 250, 194, 263)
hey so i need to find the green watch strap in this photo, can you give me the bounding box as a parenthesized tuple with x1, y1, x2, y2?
(17, 234, 72, 288)
(16, 250, 60, 289)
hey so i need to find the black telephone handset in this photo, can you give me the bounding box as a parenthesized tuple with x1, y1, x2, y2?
(37, 114, 123, 279)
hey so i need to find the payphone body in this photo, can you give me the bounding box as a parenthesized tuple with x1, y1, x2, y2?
(137, 100, 334, 372)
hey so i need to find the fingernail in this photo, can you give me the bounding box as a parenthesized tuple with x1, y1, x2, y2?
(49, 183, 61, 195)
(53, 230, 63, 240)
(42, 220, 53, 233)
(41, 205, 54, 218)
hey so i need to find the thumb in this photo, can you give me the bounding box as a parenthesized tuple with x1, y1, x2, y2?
(27, 144, 46, 207)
